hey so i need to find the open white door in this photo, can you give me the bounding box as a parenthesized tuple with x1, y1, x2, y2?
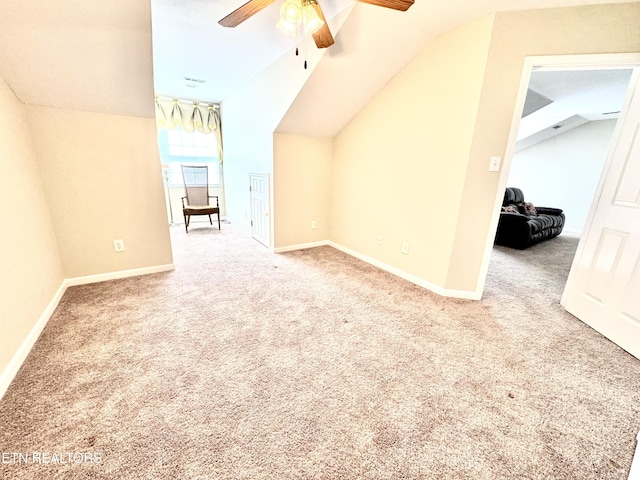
(249, 174, 270, 247)
(562, 69, 640, 359)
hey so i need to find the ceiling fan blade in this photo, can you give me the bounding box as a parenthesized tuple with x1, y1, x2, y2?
(355, 0, 414, 11)
(218, 0, 276, 28)
(310, 1, 334, 49)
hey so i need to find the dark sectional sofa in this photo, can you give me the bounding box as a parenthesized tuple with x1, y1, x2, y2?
(494, 187, 565, 249)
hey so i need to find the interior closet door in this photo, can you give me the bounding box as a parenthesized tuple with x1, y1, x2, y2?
(249, 174, 270, 247)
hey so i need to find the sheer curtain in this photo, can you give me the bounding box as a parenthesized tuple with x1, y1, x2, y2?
(155, 96, 223, 163)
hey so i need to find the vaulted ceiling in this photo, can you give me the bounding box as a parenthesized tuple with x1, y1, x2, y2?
(0, 0, 637, 137)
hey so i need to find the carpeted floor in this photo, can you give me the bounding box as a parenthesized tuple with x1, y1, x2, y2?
(1, 224, 638, 479)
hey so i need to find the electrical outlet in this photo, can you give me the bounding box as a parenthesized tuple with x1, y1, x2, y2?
(311, 220, 317, 230)
(401, 242, 409, 255)
(113, 239, 125, 252)
(376, 234, 383, 245)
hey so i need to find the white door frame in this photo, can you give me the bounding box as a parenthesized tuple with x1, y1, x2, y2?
(477, 53, 640, 298)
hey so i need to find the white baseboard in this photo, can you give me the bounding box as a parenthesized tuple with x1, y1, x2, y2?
(326, 241, 481, 300)
(0, 280, 68, 401)
(273, 241, 329, 253)
(0, 263, 176, 401)
(273, 239, 479, 299)
(65, 264, 175, 287)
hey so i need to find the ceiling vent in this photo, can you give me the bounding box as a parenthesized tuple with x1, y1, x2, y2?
(184, 77, 206, 88)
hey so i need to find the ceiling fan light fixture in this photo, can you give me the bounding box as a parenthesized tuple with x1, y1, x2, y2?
(280, 0, 302, 25)
(301, 0, 324, 35)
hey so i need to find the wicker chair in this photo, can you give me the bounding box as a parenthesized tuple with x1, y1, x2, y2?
(181, 165, 220, 233)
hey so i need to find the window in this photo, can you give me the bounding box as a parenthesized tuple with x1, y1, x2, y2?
(158, 129, 220, 186)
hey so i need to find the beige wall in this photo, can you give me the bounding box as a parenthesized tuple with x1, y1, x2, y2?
(0, 77, 65, 376)
(273, 133, 332, 247)
(330, 15, 495, 288)
(446, 3, 640, 292)
(323, 3, 640, 296)
(28, 105, 173, 278)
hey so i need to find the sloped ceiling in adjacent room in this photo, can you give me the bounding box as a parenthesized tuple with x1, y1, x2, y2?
(516, 68, 634, 151)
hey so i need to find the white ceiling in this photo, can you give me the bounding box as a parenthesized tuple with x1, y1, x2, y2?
(528, 69, 634, 104)
(152, 0, 640, 137)
(516, 68, 633, 150)
(0, 0, 638, 134)
(151, 0, 353, 103)
(0, 0, 156, 118)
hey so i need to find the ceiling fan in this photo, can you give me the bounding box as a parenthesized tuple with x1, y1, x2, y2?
(218, 0, 414, 49)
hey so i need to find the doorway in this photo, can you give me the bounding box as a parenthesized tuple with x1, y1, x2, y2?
(484, 54, 640, 359)
(507, 68, 633, 236)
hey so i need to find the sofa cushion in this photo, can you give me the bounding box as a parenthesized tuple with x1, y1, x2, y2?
(528, 215, 554, 233)
(500, 211, 529, 225)
(503, 187, 525, 205)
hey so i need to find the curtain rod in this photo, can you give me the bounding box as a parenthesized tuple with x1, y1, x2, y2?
(155, 94, 220, 108)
